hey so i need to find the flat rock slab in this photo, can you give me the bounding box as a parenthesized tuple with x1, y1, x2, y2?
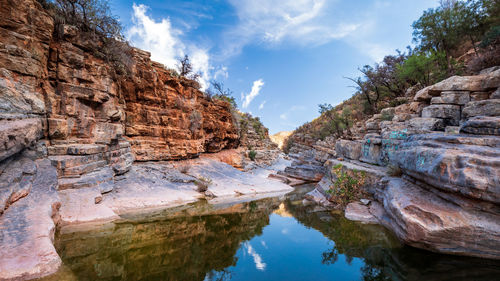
(188, 158, 293, 198)
(345, 201, 381, 224)
(0, 159, 61, 280)
(57, 158, 293, 225)
(392, 133, 500, 204)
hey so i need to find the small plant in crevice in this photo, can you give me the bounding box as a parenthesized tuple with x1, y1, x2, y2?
(194, 176, 212, 192)
(248, 150, 257, 161)
(179, 163, 191, 174)
(380, 111, 394, 121)
(326, 164, 367, 208)
(189, 110, 202, 135)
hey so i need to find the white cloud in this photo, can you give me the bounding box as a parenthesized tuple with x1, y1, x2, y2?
(214, 66, 229, 80)
(279, 105, 306, 120)
(222, 0, 359, 58)
(127, 4, 216, 90)
(242, 79, 264, 109)
(244, 242, 266, 271)
(127, 4, 183, 67)
(258, 100, 266, 110)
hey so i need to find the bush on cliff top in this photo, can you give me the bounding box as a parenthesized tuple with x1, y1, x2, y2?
(38, 0, 133, 75)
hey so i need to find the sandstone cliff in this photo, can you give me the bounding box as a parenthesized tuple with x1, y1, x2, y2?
(0, 0, 239, 191)
(0, 0, 248, 279)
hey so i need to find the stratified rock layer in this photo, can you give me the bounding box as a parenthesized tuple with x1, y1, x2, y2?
(297, 69, 500, 259)
(0, 0, 243, 279)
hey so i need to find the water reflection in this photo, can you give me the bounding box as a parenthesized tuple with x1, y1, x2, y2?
(43, 185, 500, 281)
(284, 192, 500, 281)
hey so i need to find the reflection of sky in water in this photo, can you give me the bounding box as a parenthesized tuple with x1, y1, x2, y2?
(244, 242, 266, 271)
(215, 214, 363, 281)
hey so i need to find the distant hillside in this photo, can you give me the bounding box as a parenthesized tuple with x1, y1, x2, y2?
(270, 131, 292, 149)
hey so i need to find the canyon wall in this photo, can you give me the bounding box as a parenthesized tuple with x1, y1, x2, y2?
(0, 0, 239, 192)
(0, 1, 240, 279)
(280, 68, 500, 259)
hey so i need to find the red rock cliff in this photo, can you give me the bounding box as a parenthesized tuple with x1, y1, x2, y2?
(0, 0, 239, 187)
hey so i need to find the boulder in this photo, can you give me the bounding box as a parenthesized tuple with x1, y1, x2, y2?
(391, 133, 500, 204)
(470, 91, 491, 101)
(414, 86, 432, 102)
(460, 116, 500, 135)
(380, 107, 395, 121)
(407, 118, 445, 132)
(280, 164, 324, 182)
(421, 104, 461, 125)
(428, 75, 486, 95)
(335, 139, 362, 160)
(462, 99, 500, 118)
(375, 177, 500, 259)
(0, 118, 43, 162)
(430, 91, 470, 105)
(345, 202, 379, 224)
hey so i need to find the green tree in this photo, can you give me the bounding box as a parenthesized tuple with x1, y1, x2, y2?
(412, 1, 464, 74)
(397, 50, 447, 87)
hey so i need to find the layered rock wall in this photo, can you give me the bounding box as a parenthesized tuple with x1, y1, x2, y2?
(0, 0, 239, 193)
(301, 69, 500, 259)
(0, 1, 240, 278)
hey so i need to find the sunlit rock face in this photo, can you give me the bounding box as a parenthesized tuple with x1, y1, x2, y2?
(122, 51, 239, 161)
(302, 69, 500, 259)
(0, 0, 240, 189)
(0, 0, 241, 279)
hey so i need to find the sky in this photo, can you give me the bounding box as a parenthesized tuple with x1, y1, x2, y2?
(110, 0, 439, 134)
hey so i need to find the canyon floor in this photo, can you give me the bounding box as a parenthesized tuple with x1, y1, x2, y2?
(0, 153, 293, 280)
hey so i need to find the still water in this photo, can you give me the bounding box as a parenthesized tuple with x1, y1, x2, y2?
(43, 185, 500, 281)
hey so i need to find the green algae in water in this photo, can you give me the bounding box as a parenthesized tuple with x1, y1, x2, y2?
(42, 187, 500, 281)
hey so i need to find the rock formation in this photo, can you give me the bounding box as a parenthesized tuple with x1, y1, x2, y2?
(270, 130, 292, 149)
(291, 69, 500, 259)
(0, 0, 266, 279)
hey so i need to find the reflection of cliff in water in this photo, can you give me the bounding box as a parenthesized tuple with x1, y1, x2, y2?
(55, 198, 282, 281)
(283, 198, 500, 281)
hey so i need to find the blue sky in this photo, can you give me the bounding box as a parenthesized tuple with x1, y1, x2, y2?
(110, 0, 439, 134)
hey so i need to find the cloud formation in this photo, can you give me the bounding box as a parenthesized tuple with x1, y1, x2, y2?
(127, 4, 214, 89)
(242, 79, 264, 109)
(258, 100, 266, 110)
(222, 0, 359, 58)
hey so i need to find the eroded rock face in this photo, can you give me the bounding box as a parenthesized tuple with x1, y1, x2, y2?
(0, 0, 245, 279)
(391, 134, 500, 204)
(122, 52, 239, 161)
(0, 0, 240, 192)
(375, 177, 500, 260)
(297, 68, 500, 259)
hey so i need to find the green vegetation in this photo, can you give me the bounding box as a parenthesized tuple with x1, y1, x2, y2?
(284, 0, 499, 151)
(207, 81, 237, 108)
(326, 164, 367, 207)
(238, 113, 269, 141)
(248, 150, 257, 161)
